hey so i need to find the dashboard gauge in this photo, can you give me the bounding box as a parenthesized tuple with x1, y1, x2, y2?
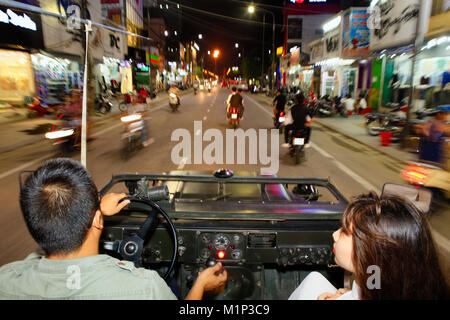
(213, 234, 230, 250)
(232, 234, 241, 244)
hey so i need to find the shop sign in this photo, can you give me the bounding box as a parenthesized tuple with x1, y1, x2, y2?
(0, 8, 36, 31)
(369, 0, 430, 51)
(342, 9, 370, 57)
(276, 46, 284, 56)
(323, 28, 341, 60)
(289, 47, 300, 66)
(0, 5, 43, 49)
(311, 41, 324, 62)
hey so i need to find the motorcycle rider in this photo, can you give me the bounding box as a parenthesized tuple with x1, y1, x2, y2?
(226, 86, 237, 111)
(272, 88, 287, 119)
(193, 81, 199, 94)
(126, 98, 153, 147)
(283, 92, 313, 149)
(227, 87, 244, 119)
(168, 83, 180, 106)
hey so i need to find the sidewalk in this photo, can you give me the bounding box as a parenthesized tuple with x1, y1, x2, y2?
(0, 89, 193, 154)
(251, 93, 413, 164)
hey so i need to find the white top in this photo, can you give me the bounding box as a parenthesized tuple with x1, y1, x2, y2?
(288, 271, 360, 300)
(359, 98, 367, 109)
(343, 98, 355, 111)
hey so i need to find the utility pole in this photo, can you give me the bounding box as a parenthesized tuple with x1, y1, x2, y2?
(261, 13, 265, 84)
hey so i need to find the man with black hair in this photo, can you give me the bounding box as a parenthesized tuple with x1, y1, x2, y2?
(227, 87, 245, 118)
(272, 89, 286, 118)
(0, 158, 226, 299)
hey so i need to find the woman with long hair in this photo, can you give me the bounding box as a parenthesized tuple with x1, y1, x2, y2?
(289, 193, 449, 300)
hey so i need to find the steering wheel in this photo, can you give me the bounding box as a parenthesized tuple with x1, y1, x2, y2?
(103, 197, 178, 280)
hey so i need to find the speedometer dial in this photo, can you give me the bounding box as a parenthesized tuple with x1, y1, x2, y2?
(213, 234, 230, 250)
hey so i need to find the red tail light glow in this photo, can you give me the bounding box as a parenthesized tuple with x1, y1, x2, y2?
(403, 169, 427, 185)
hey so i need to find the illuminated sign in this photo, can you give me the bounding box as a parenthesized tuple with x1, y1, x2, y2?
(0, 8, 36, 31)
(277, 46, 284, 56)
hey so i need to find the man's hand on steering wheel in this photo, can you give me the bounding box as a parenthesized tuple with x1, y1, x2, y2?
(100, 193, 130, 216)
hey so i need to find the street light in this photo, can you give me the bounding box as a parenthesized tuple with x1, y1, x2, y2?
(235, 43, 239, 48)
(248, 5, 275, 93)
(164, 30, 168, 37)
(198, 34, 203, 39)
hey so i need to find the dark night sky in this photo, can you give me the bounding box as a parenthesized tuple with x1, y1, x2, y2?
(158, 0, 370, 72)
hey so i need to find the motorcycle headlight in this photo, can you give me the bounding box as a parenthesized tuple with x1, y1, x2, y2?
(121, 114, 142, 123)
(45, 129, 74, 139)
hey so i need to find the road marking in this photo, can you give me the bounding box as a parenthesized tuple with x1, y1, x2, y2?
(203, 116, 207, 121)
(0, 101, 171, 181)
(177, 157, 188, 169)
(246, 94, 382, 194)
(0, 154, 52, 181)
(312, 143, 381, 193)
(195, 129, 201, 136)
(207, 109, 210, 113)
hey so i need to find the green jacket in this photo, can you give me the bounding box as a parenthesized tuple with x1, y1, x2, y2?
(0, 251, 177, 300)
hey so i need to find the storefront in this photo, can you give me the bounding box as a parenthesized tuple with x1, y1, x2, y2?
(0, 5, 44, 104)
(31, 52, 81, 105)
(368, 0, 431, 110)
(91, 22, 127, 94)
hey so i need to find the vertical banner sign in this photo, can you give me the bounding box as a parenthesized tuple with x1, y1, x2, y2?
(342, 9, 370, 57)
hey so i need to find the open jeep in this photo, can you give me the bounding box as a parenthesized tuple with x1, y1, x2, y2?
(99, 169, 349, 300)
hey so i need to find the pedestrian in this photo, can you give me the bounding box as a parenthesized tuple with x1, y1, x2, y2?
(342, 93, 355, 116)
(357, 93, 368, 115)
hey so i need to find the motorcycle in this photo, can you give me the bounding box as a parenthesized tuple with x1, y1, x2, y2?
(120, 113, 146, 158)
(316, 96, 347, 117)
(274, 110, 285, 134)
(95, 94, 113, 114)
(119, 93, 132, 112)
(365, 107, 437, 144)
(44, 118, 81, 155)
(228, 107, 241, 129)
(402, 161, 450, 210)
(169, 93, 180, 112)
(289, 129, 308, 164)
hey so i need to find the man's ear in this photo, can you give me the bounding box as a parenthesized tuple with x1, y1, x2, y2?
(91, 210, 104, 231)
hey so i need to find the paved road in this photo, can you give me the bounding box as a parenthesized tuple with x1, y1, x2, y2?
(0, 87, 448, 282)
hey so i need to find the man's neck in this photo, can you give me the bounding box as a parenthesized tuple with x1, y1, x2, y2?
(46, 234, 100, 260)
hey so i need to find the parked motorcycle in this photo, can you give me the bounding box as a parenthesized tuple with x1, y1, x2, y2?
(169, 93, 180, 112)
(365, 107, 438, 144)
(120, 113, 146, 158)
(95, 94, 113, 114)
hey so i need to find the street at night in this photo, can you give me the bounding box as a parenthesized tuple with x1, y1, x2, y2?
(0, 0, 449, 303)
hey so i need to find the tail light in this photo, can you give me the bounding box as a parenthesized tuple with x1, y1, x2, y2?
(280, 112, 284, 117)
(295, 131, 302, 138)
(403, 168, 427, 185)
(231, 107, 238, 113)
